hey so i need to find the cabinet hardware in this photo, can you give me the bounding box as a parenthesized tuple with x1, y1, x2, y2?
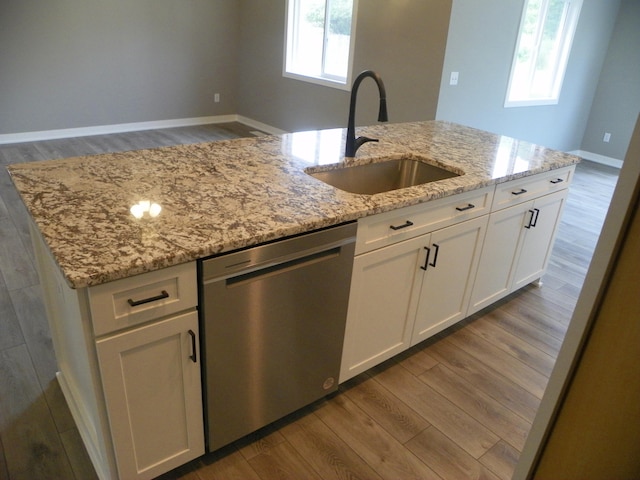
(531, 208, 540, 227)
(420, 246, 431, 271)
(127, 290, 169, 307)
(188, 330, 197, 363)
(512, 188, 528, 196)
(455, 203, 476, 212)
(550, 178, 564, 184)
(430, 243, 440, 267)
(389, 220, 414, 230)
(525, 208, 540, 229)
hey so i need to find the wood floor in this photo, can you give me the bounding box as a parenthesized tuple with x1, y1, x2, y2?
(0, 124, 619, 480)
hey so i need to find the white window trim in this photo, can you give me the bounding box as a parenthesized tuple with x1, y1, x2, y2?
(283, 0, 359, 91)
(504, 0, 583, 108)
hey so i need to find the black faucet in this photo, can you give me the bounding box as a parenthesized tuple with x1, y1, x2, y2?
(345, 70, 388, 158)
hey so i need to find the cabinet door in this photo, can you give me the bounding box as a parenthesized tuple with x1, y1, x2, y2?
(340, 235, 427, 382)
(512, 189, 567, 290)
(96, 311, 204, 480)
(412, 216, 488, 344)
(467, 201, 534, 315)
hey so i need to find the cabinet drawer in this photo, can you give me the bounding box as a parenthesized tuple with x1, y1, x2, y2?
(89, 262, 197, 336)
(493, 166, 574, 210)
(355, 186, 494, 255)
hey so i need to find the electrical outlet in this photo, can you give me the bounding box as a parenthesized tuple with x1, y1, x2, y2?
(603, 132, 611, 143)
(449, 72, 459, 86)
(214, 93, 220, 103)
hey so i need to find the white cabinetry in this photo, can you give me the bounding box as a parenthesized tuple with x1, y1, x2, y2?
(341, 165, 575, 382)
(340, 187, 494, 382)
(468, 167, 573, 314)
(412, 215, 487, 344)
(31, 226, 203, 480)
(96, 311, 202, 480)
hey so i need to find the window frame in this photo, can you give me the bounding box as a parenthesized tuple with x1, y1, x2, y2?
(505, 0, 583, 108)
(283, 0, 359, 91)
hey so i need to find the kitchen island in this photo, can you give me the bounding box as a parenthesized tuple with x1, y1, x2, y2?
(8, 121, 578, 289)
(7, 121, 580, 480)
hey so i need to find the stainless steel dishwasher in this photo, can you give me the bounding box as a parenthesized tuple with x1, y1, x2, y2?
(199, 222, 356, 451)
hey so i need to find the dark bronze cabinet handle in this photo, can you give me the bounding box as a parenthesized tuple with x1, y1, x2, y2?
(455, 203, 475, 212)
(525, 208, 540, 229)
(127, 290, 169, 307)
(531, 208, 540, 227)
(420, 246, 431, 271)
(429, 243, 440, 268)
(188, 330, 197, 363)
(550, 178, 564, 184)
(390, 220, 414, 230)
(512, 188, 528, 196)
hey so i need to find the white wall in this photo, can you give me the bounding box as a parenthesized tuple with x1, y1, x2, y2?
(436, 0, 621, 152)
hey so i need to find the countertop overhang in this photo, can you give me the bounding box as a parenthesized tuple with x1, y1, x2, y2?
(7, 121, 580, 289)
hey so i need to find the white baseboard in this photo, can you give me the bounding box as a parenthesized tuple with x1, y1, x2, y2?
(236, 115, 288, 136)
(569, 150, 623, 169)
(0, 114, 286, 145)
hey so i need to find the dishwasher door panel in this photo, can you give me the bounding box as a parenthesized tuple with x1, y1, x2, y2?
(201, 226, 355, 451)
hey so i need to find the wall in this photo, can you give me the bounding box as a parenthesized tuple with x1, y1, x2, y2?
(514, 114, 640, 479)
(0, 0, 240, 135)
(436, 0, 621, 152)
(580, 0, 640, 161)
(236, 0, 452, 133)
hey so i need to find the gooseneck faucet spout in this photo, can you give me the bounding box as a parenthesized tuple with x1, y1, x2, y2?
(345, 70, 388, 158)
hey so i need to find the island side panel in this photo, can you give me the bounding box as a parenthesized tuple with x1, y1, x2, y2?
(30, 222, 118, 480)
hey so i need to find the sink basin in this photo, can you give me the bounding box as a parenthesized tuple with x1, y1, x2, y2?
(307, 157, 461, 195)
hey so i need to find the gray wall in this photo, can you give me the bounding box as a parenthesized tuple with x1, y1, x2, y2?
(236, 0, 452, 132)
(436, 0, 621, 153)
(0, 0, 240, 134)
(580, 0, 640, 160)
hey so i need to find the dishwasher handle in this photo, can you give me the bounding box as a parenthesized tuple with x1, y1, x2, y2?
(226, 246, 342, 287)
(201, 222, 357, 282)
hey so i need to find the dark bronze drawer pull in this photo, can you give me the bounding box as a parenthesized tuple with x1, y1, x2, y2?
(429, 243, 440, 268)
(390, 220, 414, 230)
(455, 203, 475, 212)
(420, 246, 431, 271)
(127, 290, 169, 307)
(188, 330, 197, 363)
(512, 188, 528, 196)
(550, 178, 564, 184)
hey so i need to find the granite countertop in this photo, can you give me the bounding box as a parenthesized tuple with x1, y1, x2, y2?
(7, 121, 580, 289)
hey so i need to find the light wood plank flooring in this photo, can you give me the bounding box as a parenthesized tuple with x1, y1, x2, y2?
(0, 125, 618, 480)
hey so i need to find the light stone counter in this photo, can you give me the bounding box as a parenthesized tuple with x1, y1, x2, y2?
(7, 121, 580, 288)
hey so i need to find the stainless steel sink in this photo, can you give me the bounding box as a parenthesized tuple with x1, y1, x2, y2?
(307, 157, 461, 195)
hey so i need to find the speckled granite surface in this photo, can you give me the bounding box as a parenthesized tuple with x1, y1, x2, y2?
(7, 121, 580, 288)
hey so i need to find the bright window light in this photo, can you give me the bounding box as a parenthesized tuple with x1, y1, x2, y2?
(284, 0, 358, 89)
(505, 0, 583, 107)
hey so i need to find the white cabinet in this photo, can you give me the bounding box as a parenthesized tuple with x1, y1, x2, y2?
(468, 169, 573, 314)
(341, 166, 575, 382)
(412, 216, 487, 345)
(96, 311, 203, 480)
(340, 235, 426, 381)
(512, 190, 566, 290)
(340, 187, 494, 382)
(30, 225, 203, 480)
(88, 265, 204, 480)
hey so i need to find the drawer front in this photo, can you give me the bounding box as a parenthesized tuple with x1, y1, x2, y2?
(493, 166, 574, 210)
(89, 262, 197, 336)
(355, 186, 494, 255)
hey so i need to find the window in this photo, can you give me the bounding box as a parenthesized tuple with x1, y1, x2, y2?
(505, 0, 583, 107)
(284, 0, 358, 89)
